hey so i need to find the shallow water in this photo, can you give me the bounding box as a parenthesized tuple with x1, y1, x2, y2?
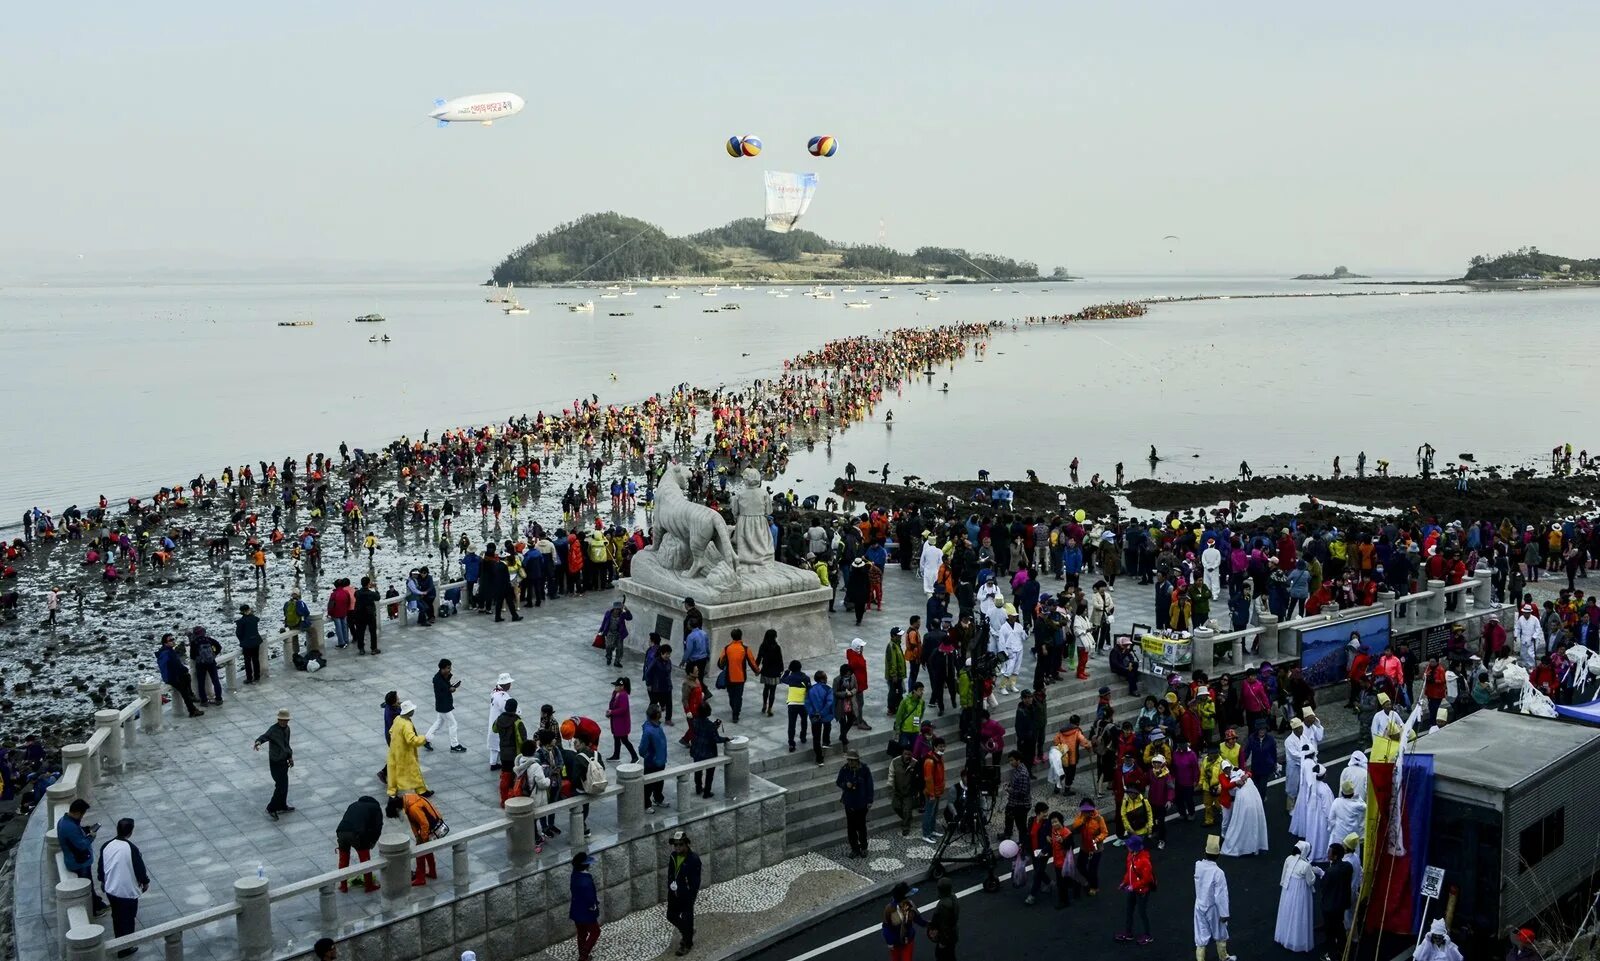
(3, 277, 1593, 523)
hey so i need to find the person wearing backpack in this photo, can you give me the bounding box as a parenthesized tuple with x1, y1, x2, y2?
(326, 578, 355, 649)
(399, 792, 445, 887)
(282, 591, 309, 632)
(188, 626, 223, 706)
(561, 734, 607, 838)
(493, 700, 528, 805)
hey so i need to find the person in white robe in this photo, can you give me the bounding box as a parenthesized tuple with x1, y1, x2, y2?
(1339, 750, 1369, 800)
(1274, 840, 1321, 953)
(1326, 784, 1366, 857)
(1283, 721, 1312, 812)
(1192, 835, 1236, 961)
(919, 537, 944, 595)
(1201, 540, 1222, 599)
(1298, 763, 1334, 857)
(1414, 919, 1463, 961)
(485, 672, 514, 766)
(1220, 767, 1269, 856)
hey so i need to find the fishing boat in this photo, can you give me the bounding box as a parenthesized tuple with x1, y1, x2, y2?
(484, 283, 513, 303)
(923, 293, 940, 301)
(381, 335, 391, 342)
(720, 302, 742, 311)
(600, 292, 619, 299)
(843, 300, 873, 309)
(503, 300, 529, 315)
(368, 335, 378, 343)
(608, 311, 633, 317)
(354, 313, 386, 323)
(810, 286, 835, 300)
(702, 308, 719, 314)
(841, 286, 857, 293)
(665, 292, 681, 300)
(621, 287, 637, 296)
(277, 320, 314, 327)
(569, 301, 595, 313)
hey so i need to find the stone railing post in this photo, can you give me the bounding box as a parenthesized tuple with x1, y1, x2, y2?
(306, 613, 326, 656)
(64, 920, 107, 961)
(505, 796, 539, 858)
(233, 876, 271, 961)
(95, 711, 124, 774)
(138, 679, 164, 733)
(45, 830, 62, 884)
(378, 832, 412, 902)
(1426, 580, 1446, 621)
(615, 763, 644, 835)
(224, 652, 239, 693)
(725, 737, 751, 800)
(57, 875, 92, 939)
(163, 930, 183, 961)
(1191, 627, 1216, 672)
(1376, 590, 1396, 620)
(676, 772, 692, 808)
(1471, 569, 1492, 609)
(452, 841, 469, 891)
(568, 807, 587, 854)
(62, 744, 94, 804)
(319, 881, 337, 927)
(122, 713, 138, 752)
(1255, 613, 1280, 660)
(285, 630, 302, 666)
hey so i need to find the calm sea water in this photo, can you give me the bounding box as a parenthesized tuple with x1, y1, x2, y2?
(2, 277, 1594, 523)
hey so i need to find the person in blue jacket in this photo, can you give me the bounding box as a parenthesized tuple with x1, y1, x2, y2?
(836, 750, 876, 857)
(461, 547, 482, 609)
(156, 634, 204, 717)
(805, 670, 837, 767)
(521, 544, 545, 607)
(569, 851, 600, 961)
(640, 706, 668, 811)
(57, 799, 106, 911)
(682, 626, 710, 681)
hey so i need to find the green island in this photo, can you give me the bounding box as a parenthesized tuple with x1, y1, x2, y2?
(489, 211, 1052, 284)
(1463, 246, 1600, 281)
(1292, 265, 1367, 280)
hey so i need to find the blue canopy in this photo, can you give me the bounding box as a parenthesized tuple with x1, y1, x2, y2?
(1554, 697, 1600, 724)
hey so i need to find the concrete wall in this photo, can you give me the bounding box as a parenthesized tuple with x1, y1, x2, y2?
(288, 792, 787, 961)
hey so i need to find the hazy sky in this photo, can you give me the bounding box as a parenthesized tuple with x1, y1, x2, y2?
(6, 1, 1598, 280)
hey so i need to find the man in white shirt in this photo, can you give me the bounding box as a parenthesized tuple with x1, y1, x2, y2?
(97, 818, 150, 954)
(1514, 604, 1544, 668)
(1369, 692, 1400, 740)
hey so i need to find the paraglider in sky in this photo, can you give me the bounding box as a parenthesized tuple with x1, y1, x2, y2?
(763, 170, 817, 233)
(429, 92, 525, 126)
(1163, 234, 1180, 253)
(726, 134, 763, 158)
(807, 135, 838, 158)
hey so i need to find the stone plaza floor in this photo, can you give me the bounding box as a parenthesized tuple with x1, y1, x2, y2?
(16, 560, 1173, 960)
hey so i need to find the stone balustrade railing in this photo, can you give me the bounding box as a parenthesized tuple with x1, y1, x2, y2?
(48, 738, 754, 961)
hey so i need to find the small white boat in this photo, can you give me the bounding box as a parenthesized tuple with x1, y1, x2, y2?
(380, 335, 391, 342)
(600, 293, 619, 299)
(841, 286, 857, 293)
(721, 302, 742, 311)
(621, 287, 637, 296)
(775, 293, 789, 298)
(810, 286, 835, 300)
(665, 293, 681, 300)
(569, 301, 595, 313)
(504, 303, 529, 315)
(844, 301, 873, 309)
(277, 320, 314, 327)
(368, 335, 378, 342)
(604, 284, 621, 291)
(990, 287, 1002, 293)
(923, 293, 940, 302)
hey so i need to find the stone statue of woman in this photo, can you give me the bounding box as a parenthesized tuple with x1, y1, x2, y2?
(732, 468, 774, 566)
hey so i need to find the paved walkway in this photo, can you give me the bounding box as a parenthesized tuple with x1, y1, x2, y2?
(18, 561, 1171, 960)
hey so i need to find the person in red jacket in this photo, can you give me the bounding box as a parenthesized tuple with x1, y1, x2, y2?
(1422, 657, 1449, 725)
(1116, 834, 1156, 944)
(845, 639, 872, 731)
(327, 577, 355, 649)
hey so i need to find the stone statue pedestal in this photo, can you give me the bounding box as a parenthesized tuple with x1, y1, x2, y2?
(616, 575, 839, 667)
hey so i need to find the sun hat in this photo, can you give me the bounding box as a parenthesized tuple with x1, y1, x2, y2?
(399, 700, 417, 715)
(276, 709, 291, 721)
(497, 672, 515, 686)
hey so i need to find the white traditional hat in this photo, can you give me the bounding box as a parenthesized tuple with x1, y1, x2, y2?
(497, 672, 515, 686)
(1205, 835, 1222, 856)
(399, 700, 417, 715)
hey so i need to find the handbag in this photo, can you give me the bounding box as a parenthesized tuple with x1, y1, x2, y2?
(714, 667, 729, 690)
(593, 634, 606, 649)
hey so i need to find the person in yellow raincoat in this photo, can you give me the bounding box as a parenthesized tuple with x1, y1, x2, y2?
(387, 701, 431, 797)
(1200, 743, 1226, 826)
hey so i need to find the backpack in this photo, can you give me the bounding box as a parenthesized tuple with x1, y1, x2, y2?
(581, 752, 609, 794)
(415, 796, 450, 839)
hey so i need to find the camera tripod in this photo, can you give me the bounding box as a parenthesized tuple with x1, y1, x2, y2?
(927, 784, 1001, 892)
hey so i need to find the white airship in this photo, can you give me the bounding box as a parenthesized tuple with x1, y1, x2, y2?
(429, 92, 525, 126)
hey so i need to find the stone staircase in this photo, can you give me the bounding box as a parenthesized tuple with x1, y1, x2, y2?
(755, 678, 1146, 853)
